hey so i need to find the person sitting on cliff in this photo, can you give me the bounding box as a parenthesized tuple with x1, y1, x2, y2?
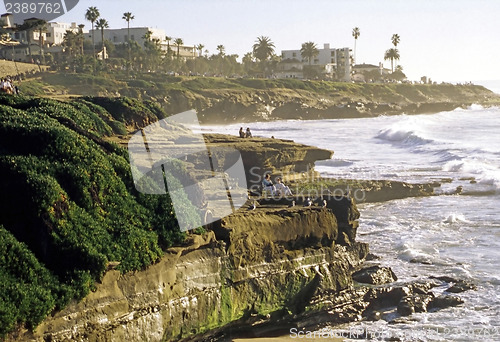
(245, 127, 253, 138)
(239, 127, 245, 138)
(274, 177, 293, 196)
(262, 174, 276, 196)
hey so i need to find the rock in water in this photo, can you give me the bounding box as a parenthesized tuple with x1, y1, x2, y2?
(352, 266, 398, 285)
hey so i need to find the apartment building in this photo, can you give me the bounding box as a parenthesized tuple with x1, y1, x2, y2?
(279, 43, 353, 81)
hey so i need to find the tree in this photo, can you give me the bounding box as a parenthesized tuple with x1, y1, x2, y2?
(196, 44, 204, 58)
(252, 36, 275, 62)
(174, 38, 183, 59)
(216, 44, 225, 57)
(122, 12, 134, 71)
(63, 30, 78, 57)
(85, 6, 100, 57)
(384, 48, 400, 73)
(300, 41, 319, 65)
(352, 27, 360, 64)
(17, 19, 46, 60)
(252, 36, 275, 75)
(391, 33, 400, 47)
(95, 18, 109, 56)
(391, 64, 406, 81)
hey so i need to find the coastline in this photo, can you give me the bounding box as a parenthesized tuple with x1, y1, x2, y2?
(0, 94, 481, 341)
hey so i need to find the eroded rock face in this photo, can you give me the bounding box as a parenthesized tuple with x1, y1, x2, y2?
(23, 200, 367, 342)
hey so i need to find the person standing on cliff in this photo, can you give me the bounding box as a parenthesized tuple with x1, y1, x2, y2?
(245, 127, 252, 138)
(239, 127, 245, 138)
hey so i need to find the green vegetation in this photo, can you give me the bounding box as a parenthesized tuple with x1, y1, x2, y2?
(0, 94, 199, 337)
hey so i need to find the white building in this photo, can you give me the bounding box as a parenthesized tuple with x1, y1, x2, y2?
(44, 22, 82, 46)
(86, 27, 197, 59)
(280, 43, 353, 81)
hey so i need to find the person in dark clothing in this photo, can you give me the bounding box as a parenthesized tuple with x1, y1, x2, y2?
(239, 127, 245, 138)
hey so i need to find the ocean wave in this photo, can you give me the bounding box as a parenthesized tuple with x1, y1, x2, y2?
(443, 213, 469, 224)
(375, 120, 433, 147)
(442, 159, 500, 192)
(316, 158, 355, 167)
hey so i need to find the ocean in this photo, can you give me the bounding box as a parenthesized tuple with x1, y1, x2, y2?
(201, 101, 500, 341)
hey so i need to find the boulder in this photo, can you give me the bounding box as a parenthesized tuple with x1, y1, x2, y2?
(352, 266, 398, 285)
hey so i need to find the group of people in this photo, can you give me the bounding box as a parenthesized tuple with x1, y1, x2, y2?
(0, 77, 20, 95)
(262, 174, 293, 197)
(239, 127, 253, 138)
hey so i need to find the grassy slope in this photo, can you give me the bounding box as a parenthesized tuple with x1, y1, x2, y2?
(19, 72, 500, 108)
(0, 95, 200, 337)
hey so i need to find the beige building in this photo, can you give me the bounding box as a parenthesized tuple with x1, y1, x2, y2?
(279, 44, 353, 81)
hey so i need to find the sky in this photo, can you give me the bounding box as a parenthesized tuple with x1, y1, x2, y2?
(3, 0, 500, 83)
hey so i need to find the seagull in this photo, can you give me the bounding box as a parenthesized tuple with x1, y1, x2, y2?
(288, 200, 296, 208)
(248, 200, 257, 210)
(304, 197, 313, 207)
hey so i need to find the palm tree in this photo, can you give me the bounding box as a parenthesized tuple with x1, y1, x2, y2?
(300, 41, 319, 65)
(78, 24, 85, 55)
(165, 36, 173, 58)
(196, 43, 204, 58)
(63, 30, 78, 57)
(216, 44, 225, 56)
(17, 19, 46, 61)
(95, 18, 109, 57)
(391, 33, 400, 47)
(252, 36, 275, 62)
(174, 37, 183, 58)
(122, 12, 134, 70)
(85, 6, 100, 57)
(352, 27, 360, 64)
(384, 48, 400, 73)
(122, 12, 134, 43)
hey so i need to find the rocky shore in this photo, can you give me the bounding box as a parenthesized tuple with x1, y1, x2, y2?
(9, 133, 477, 342)
(159, 83, 500, 124)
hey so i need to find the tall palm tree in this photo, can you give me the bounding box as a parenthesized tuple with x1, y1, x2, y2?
(391, 34, 400, 47)
(78, 24, 85, 55)
(252, 36, 275, 62)
(122, 12, 134, 70)
(95, 18, 109, 57)
(85, 6, 100, 58)
(122, 12, 134, 43)
(300, 41, 319, 65)
(352, 27, 360, 64)
(165, 36, 173, 58)
(174, 37, 183, 59)
(384, 48, 400, 73)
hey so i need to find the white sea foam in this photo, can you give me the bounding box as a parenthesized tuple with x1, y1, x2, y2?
(443, 213, 468, 224)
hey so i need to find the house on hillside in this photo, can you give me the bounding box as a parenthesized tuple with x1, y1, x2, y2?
(352, 63, 391, 82)
(278, 44, 353, 81)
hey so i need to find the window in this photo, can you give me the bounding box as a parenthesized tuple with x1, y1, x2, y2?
(46, 33, 51, 37)
(292, 52, 296, 57)
(113, 36, 117, 42)
(131, 35, 135, 40)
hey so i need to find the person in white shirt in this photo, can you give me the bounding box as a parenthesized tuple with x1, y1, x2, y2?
(275, 177, 293, 196)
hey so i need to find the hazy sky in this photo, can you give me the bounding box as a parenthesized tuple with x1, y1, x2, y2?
(4, 0, 500, 82)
